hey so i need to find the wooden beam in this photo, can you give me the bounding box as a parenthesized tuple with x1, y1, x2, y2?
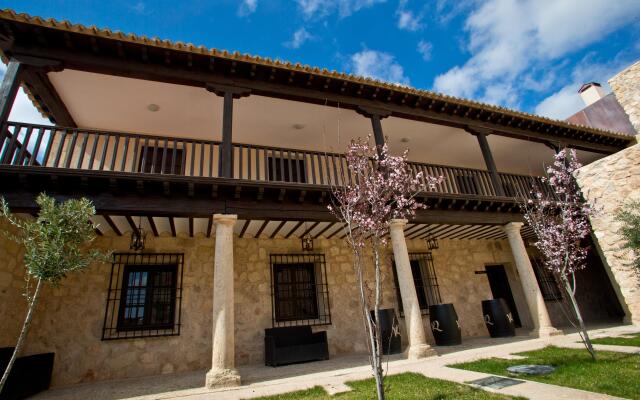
(284, 220, 304, 238)
(269, 220, 287, 239)
(169, 216, 176, 237)
(125, 215, 138, 233)
(238, 219, 250, 238)
(313, 222, 335, 239)
(0, 58, 22, 126)
(325, 224, 344, 239)
(254, 220, 269, 238)
(469, 129, 505, 196)
(20, 68, 75, 127)
(147, 215, 159, 237)
(220, 91, 233, 178)
(206, 215, 213, 237)
(189, 216, 194, 237)
(300, 221, 320, 237)
(102, 214, 122, 236)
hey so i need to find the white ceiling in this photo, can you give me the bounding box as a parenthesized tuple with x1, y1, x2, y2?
(48, 69, 604, 176)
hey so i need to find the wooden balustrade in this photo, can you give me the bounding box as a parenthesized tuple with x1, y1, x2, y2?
(0, 121, 548, 200)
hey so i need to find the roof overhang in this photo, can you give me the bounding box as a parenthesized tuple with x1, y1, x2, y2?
(0, 9, 634, 154)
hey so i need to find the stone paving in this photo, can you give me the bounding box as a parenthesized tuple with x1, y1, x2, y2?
(33, 324, 639, 400)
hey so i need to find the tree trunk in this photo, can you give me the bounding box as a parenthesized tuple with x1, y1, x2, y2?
(372, 244, 385, 400)
(561, 274, 596, 360)
(0, 278, 44, 394)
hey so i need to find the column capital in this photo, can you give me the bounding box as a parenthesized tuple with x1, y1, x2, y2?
(503, 221, 524, 234)
(356, 105, 392, 119)
(389, 219, 408, 229)
(464, 126, 493, 136)
(213, 214, 238, 226)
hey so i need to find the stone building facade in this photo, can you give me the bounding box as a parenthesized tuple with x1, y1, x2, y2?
(609, 60, 640, 134)
(1, 218, 538, 387)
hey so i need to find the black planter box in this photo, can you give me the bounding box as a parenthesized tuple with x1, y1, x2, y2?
(482, 298, 516, 338)
(265, 326, 329, 367)
(0, 347, 55, 400)
(429, 303, 462, 346)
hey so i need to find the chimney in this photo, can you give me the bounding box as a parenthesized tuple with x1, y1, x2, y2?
(578, 82, 605, 106)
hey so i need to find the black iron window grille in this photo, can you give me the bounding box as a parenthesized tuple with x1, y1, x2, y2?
(392, 252, 442, 316)
(267, 155, 307, 183)
(270, 254, 331, 327)
(531, 258, 563, 301)
(102, 253, 184, 340)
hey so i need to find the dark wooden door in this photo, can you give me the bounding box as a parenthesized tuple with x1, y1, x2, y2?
(485, 265, 522, 327)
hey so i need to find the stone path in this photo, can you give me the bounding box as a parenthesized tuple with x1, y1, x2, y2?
(34, 325, 639, 400)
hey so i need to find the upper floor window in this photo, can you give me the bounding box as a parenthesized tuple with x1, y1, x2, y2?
(138, 146, 184, 175)
(267, 155, 307, 183)
(102, 253, 184, 340)
(392, 252, 442, 315)
(270, 254, 331, 327)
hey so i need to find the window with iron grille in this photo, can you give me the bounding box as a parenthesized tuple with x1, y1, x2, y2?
(102, 253, 184, 340)
(270, 254, 331, 327)
(267, 155, 307, 183)
(531, 258, 563, 301)
(392, 252, 442, 316)
(138, 146, 184, 174)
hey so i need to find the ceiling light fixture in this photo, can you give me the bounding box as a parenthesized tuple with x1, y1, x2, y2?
(147, 104, 160, 112)
(400, 137, 410, 143)
(292, 123, 306, 130)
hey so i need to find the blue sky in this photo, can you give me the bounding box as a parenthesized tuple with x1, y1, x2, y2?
(2, 0, 640, 124)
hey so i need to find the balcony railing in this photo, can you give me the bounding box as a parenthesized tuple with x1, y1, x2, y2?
(0, 121, 549, 200)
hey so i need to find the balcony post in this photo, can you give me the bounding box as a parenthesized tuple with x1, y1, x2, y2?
(0, 59, 23, 127)
(467, 127, 505, 197)
(206, 84, 251, 178)
(206, 214, 241, 388)
(357, 106, 391, 156)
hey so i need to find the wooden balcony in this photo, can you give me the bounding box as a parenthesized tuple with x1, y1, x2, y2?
(0, 122, 545, 199)
(0, 121, 550, 203)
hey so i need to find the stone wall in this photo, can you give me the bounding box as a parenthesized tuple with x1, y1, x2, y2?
(609, 60, 640, 134)
(1, 218, 532, 387)
(576, 144, 640, 324)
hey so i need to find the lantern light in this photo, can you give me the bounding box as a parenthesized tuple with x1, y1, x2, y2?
(129, 216, 147, 251)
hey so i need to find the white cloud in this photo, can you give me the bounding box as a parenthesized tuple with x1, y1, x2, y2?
(238, 0, 258, 17)
(535, 54, 633, 120)
(433, 0, 640, 109)
(284, 28, 314, 49)
(0, 64, 51, 125)
(417, 40, 432, 61)
(349, 49, 410, 85)
(396, 0, 423, 31)
(296, 0, 385, 19)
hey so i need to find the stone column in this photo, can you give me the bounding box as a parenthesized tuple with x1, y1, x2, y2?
(503, 222, 560, 337)
(205, 214, 241, 388)
(389, 219, 435, 359)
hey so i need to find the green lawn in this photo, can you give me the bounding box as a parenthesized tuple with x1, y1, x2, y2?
(450, 346, 640, 399)
(250, 372, 522, 399)
(592, 332, 640, 347)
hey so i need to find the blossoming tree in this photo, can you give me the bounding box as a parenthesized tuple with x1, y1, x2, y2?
(329, 137, 441, 400)
(522, 149, 596, 359)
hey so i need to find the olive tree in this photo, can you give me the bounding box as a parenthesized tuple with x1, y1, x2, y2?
(616, 200, 640, 272)
(0, 193, 107, 393)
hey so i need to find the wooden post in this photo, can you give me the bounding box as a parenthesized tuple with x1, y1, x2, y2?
(357, 106, 391, 156)
(468, 128, 505, 197)
(206, 84, 251, 179)
(0, 59, 23, 126)
(221, 92, 233, 178)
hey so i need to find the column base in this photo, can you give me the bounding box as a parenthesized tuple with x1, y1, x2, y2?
(529, 326, 563, 338)
(405, 343, 437, 360)
(205, 368, 241, 389)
